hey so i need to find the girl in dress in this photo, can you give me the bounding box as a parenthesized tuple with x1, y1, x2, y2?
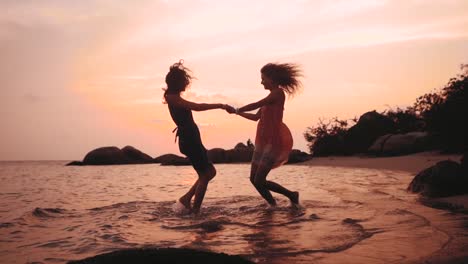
(164, 61, 233, 214)
(235, 63, 302, 207)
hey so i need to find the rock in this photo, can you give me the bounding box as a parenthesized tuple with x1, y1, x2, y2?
(122, 146, 153, 163)
(367, 134, 393, 154)
(368, 132, 431, 156)
(287, 149, 312, 164)
(207, 148, 227, 163)
(344, 110, 396, 155)
(76, 146, 155, 166)
(407, 160, 468, 197)
(154, 154, 189, 166)
(66, 161, 83, 166)
(225, 148, 253, 163)
(234, 143, 250, 150)
(83, 147, 131, 165)
(67, 247, 254, 264)
(461, 152, 468, 174)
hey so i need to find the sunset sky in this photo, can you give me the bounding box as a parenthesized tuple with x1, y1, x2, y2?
(1, 0, 467, 160)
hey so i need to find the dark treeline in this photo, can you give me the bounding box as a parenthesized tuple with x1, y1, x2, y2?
(304, 64, 467, 156)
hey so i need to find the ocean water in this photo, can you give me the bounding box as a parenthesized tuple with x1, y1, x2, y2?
(0, 161, 467, 264)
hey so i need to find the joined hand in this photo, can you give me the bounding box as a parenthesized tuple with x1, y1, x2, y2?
(224, 105, 236, 114)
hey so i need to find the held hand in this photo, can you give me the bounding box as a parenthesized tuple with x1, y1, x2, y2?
(223, 104, 236, 114)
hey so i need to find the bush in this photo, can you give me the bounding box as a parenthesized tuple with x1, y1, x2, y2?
(303, 63, 467, 155)
(382, 107, 424, 133)
(416, 64, 467, 152)
(304, 117, 355, 156)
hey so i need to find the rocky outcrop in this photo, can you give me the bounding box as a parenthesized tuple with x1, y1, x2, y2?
(122, 146, 153, 163)
(207, 148, 228, 163)
(287, 149, 312, 164)
(68, 247, 254, 264)
(408, 159, 468, 197)
(368, 132, 432, 156)
(343, 110, 396, 155)
(153, 154, 190, 166)
(461, 152, 468, 173)
(155, 142, 310, 166)
(68, 143, 312, 166)
(67, 146, 154, 166)
(66, 161, 84, 166)
(225, 146, 254, 163)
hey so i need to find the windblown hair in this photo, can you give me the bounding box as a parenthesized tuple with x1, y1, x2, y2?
(261, 63, 303, 96)
(164, 60, 193, 96)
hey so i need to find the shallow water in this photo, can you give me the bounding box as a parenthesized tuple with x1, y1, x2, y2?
(0, 161, 466, 264)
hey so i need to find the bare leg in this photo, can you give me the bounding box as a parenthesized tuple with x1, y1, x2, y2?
(250, 163, 276, 206)
(178, 180, 199, 210)
(266, 181, 299, 204)
(192, 165, 216, 214)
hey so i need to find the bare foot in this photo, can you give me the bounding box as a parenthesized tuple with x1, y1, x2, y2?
(191, 207, 200, 215)
(178, 197, 191, 211)
(290, 191, 299, 205)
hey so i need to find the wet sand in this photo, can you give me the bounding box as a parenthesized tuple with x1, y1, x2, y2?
(299, 151, 463, 174)
(300, 151, 468, 264)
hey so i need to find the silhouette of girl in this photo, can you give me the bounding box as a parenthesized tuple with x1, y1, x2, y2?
(164, 60, 234, 214)
(235, 63, 302, 207)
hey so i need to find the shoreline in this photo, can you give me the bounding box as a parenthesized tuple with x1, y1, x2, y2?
(299, 151, 468, 264)
(297, 151, 463, 174)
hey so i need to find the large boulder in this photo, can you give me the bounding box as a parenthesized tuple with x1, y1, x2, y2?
(68, 247, 254, 264)
(225, 147, 253, 163)
(368, 132, 431, 156)
(287, 149, 312, 164)
(122, 146, 153, 163)
(154, 154, 190, 166)
(407, 160, 468, 197)
(83, 147, 131, 165)
(66, 161, 83, 166)
(461, 152, 468, 174)
(344, 111, 396, 155)
(207, 148, 228, 163)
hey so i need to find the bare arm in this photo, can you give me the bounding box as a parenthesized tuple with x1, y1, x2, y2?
(237, 89, 281, 113)
(165, 94, 227, 111)
(237, 109, 261, 121)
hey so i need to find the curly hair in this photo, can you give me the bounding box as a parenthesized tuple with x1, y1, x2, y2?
(164, 60, 193, 96)
(261, 63, 303, 96)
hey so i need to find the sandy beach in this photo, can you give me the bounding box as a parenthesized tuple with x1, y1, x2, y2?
(299, 151, 463, 174)
(300, 151, 468, 264)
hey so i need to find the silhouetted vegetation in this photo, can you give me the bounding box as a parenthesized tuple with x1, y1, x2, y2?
(304, 117, 355, 156)
(304, 64, 467, 155)
(415, 64, 467, 152)
(382, 107, 424, 133)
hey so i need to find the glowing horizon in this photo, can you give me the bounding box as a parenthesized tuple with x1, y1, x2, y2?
(1, 0, 468, 160)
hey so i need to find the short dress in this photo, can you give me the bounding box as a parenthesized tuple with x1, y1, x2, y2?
(167, 103, 212, 172)
(252, 93, 293, 169)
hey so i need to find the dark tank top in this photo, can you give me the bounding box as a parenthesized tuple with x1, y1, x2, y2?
(167, 100, 200, 144)
(168, 103, 196, 128)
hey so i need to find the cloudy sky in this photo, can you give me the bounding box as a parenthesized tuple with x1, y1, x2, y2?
(1, 0, 467, 160)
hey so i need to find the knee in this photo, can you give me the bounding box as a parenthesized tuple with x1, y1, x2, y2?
(249, 175, 255, 185)
(202, 165, 216, 182)
(209, 166, 216, 180)
(253, 177, 266, 188)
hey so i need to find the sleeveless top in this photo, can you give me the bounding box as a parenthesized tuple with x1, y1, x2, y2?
(166, 97, 201, 144)
(254, 90, 293, 168)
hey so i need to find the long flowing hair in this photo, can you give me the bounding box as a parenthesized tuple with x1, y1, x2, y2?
(163, 60, 193, 97)
(261, 63, 303, 96)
